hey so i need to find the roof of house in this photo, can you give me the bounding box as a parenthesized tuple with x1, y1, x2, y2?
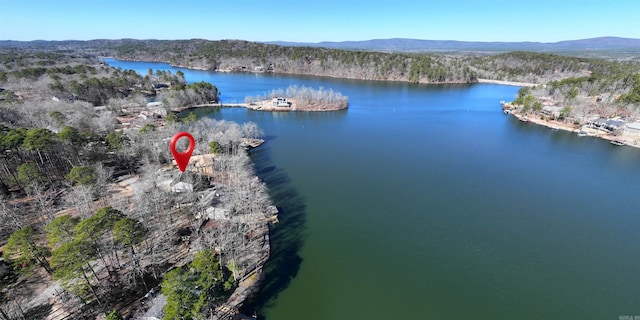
(606, 119, 625, 127)
(626, 122, 640, 130)
(592, 118, 625, 127)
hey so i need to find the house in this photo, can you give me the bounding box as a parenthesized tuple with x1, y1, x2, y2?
(202, 207, 230, 220)
(538, 96, 556, 106)
(138, 110, 161, 120)
(589, 118, 626, 132)
(171, 181, 193, 193)
(272, 97, 291, 107)
(625, 122, 640, 136)
(541, 106, 563, 118)
(500, 101, 515, 110)
(52, 94, 75, 103)
(153, 83, 169, 89)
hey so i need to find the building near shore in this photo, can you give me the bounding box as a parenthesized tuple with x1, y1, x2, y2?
(625, 122, 640, 136)
(541, 106, 563, 118)
(271, 97, 291, 107)
(589, 118, 626, 132)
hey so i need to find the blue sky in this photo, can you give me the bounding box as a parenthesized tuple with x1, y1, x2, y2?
(1, 0, 638, 42)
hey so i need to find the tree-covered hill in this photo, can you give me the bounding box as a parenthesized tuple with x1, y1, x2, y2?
(103, 39, 479, 84)
(2, 39, 639, 118)
(2, 39, 639, 86)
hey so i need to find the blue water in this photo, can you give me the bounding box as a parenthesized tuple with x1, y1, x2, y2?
(107, 58, 640, 319)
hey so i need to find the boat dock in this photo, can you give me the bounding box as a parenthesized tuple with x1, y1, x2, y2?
(196, 103, 248, 108)
(172, 103, 248, 113)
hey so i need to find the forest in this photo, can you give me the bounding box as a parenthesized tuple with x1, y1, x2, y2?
(0, 49, 274, 319)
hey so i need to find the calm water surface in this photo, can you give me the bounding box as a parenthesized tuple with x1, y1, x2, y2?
(107, 59, 640, 319)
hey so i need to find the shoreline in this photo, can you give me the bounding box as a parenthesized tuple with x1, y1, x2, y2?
(478, 78, 537, 87)
(510, 112, 640, 149)
(106, 56, 479, 86)
(172, 99, 348, 113)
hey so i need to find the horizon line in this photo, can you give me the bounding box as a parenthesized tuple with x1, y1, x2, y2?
(1, 36, 640, 44)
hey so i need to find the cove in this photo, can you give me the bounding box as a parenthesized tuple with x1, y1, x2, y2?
(106, 58, 640, 319)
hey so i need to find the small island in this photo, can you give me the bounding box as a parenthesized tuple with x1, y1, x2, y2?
(244, 85, 348, 111)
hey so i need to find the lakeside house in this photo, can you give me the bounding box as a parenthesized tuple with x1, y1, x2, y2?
(625, 122, 640, 136)
(93, 106, 107, 113)
(539, 96, 556, 106)
(500, 101, 514, 109)
(51, 94, 75, 103)
(588, 118, 626, 132)
(272, 97, 291, 107)
(171, 181, 194, 193)
(541, 106, 563, 118)
(153, 83, 169, 89)
(146, 101, 167, 117)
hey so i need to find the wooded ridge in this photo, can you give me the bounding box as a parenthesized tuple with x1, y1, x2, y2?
(4, 39, 636, 115)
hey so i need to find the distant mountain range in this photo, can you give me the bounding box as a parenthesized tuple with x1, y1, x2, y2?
(265, 37, 640, 53)
(2, 37, 640, 55)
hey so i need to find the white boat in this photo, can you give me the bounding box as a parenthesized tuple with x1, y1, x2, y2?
(610, 140, 625, 146)
(578, 130, 589, 137)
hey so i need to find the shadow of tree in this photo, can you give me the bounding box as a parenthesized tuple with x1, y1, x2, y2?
(24, 303, 52, 320)
(240, 144, 307, 319)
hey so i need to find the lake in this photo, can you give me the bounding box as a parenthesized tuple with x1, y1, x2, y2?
(106, 58, 640, 319)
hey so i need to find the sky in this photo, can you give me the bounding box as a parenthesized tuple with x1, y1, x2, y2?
(1, 0, 639, 43)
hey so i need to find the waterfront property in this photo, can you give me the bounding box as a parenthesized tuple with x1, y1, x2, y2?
(626, 122, 640, 136)
(500, 100, 515, 110)
(272, 97, 291, 107)
(541, 105, 563, 118)
(589, 118, 626, 132)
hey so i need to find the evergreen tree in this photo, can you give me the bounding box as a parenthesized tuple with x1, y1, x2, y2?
(5, 227, 52, 274)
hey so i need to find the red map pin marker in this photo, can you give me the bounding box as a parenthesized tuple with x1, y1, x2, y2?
(169, 131, 195, 172)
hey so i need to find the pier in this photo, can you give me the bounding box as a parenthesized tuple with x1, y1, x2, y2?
(171, 103, 248, 113)
(197, 103, 248, 108)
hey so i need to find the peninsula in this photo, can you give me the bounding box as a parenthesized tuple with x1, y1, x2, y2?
(0, 50, 274, 320)
(173, 85, 349, 113)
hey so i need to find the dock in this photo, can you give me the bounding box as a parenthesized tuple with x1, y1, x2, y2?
(171, 103, 248, 113)
(199, 103, 248, 108)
